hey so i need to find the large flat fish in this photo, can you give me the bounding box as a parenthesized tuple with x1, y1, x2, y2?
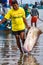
(23, 27, 42, 53)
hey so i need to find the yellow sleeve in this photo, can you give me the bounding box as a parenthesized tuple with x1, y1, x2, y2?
(4, 10, 11, 20)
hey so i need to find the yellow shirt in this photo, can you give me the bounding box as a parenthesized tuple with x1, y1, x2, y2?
(4, 7, 26, 31)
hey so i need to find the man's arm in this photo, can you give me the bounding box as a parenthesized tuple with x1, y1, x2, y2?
(23, 17, 30, 29)
(36, 9, 39, 18)
(22, 8, 30, 29)
(0, 18, 7, 24)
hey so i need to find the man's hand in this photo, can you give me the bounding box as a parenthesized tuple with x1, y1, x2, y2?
(37, 15, 39, 19)
(0, 18, 7, 24)
(0, 21, 2, 24)
(26, 26, 30, 30)
(28, 26, 30, 30)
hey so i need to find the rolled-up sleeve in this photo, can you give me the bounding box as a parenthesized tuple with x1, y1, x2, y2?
(4, 10, 11, 20)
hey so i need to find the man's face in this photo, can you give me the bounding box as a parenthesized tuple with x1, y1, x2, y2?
(12, 4, 19, 10)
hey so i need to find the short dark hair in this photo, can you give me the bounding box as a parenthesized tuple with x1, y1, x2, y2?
(32, 5, 36, 8)
(12, 0, 18, 5)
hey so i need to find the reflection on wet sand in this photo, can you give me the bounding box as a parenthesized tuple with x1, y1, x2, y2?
(18, 54, 39, 65)
(1, 51, 39, 65)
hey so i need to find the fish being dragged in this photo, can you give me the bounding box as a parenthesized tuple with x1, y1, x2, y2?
(23, 27, 42, 53)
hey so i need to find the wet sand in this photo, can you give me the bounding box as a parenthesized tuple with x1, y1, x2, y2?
(0, 9, 43, 65)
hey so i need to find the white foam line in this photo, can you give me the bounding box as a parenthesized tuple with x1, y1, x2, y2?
(0, 39, 15, 41)
(0, 57, 19, 60)
(0, 61, 17, 64)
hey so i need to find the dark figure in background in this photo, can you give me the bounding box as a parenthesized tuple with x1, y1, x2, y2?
(1, 0, 7, 7)
(30, 5, 39, 27)
(0, 0, 2, 3)
(35, 2, 38, 7)
(24, 4, 30, 17)
(40, 1, 43, 6)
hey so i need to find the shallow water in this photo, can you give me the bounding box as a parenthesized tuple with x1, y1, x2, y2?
(0, 9, 43, 65)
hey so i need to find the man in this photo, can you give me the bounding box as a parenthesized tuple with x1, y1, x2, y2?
(24, 4, 31, 17)
(9, 0, 12, 6)
(0, 1, 30, 53)
(1, 0, 7, 7)
(30, 5, 39, 27)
